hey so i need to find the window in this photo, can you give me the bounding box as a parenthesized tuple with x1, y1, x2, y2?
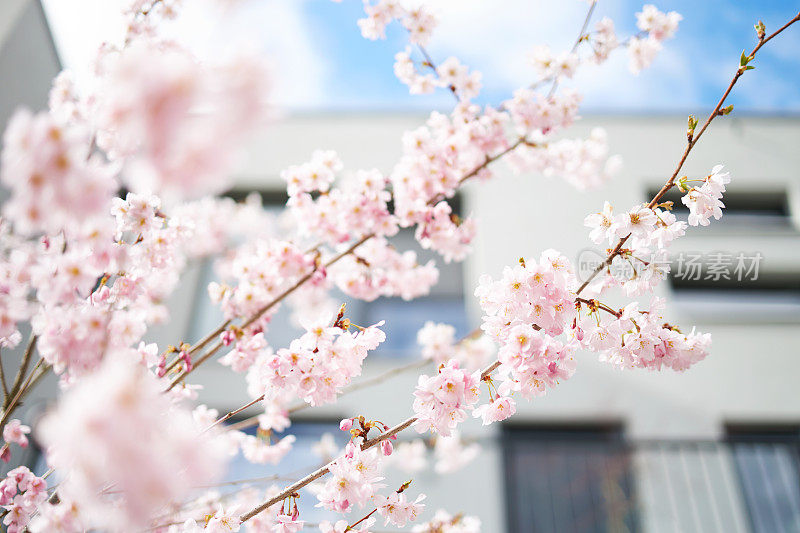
(668, 273, 800, 323)
(645, 187, 800, 322)
(502, 425, 638, 533)
(727, 425, 800, 532)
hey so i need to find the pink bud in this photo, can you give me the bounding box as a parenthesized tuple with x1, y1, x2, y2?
(380, 439, 393, 456)
(339, 418, 353, 431)
(220, 330, 235, 346)
(156, 356, 167, 378)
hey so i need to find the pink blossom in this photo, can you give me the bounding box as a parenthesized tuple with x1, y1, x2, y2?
(37, 355, 227, 529)
(274, 514, 304, 533)
(3, 420, 30, 448)
(375, 491, 426, 527)
(412, 360, 481, 436)
(316, 439, 384, 512)
(682, 165, 731, 226)
(473, 396, 517, 425)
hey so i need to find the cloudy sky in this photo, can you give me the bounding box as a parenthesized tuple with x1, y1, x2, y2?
(42, 0, 800, 113)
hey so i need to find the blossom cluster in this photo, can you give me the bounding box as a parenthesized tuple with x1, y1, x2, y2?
(0, 109, 116, 236)
(629, 5, 682, 74)
(285, 156, 397, 243)
(1, 467, 47, 533)
(210, 239, 314, 328)
(412, 509, 482, 533)
(413, 360, 481, 436)
(92, 41, 269, 199)
(681, 165, 732, 226)
(329, 237, 440, 301)
(576, 297, 711, 371)
(416, 322, 496, 371)
(29, 191, 195, 380)
(528, 5, 680, 78)
(476, 250, 577, 339)
(358, 1, 436, 46)
(316, 438, 385, 513)
(584, 164, 730, 296)
(245, 315, 385, 407)
(375, 490, 426, 527)
(37, 355, 227, 530)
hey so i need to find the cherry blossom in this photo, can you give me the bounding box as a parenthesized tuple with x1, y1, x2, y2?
(36, 355, 227, 529)
(579, 297, 712, 371)
(375, 490, 426, 527)
(0, 108, 116, 236)
(385, 439, 428, 474)
(636, 4, 683, 41)
(246, 315, 385, 407)
(0, 467, 47, 532)
(316, 438, 384, 513)
(681, 165, 732, 226)
(0, 0, 757, 528)
(434, 431, 480, 474)
(473, 395, 517, 425)
(412, 360, 481, 436)
(92, 41, 269, 199)
(412, 509, 482, 533)
(2, 420, 30, 449)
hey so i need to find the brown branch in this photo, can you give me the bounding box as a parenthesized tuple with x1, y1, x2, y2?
(166, 139, 525, 391)
(0, 358, 49, 435)
(417, 44, 460, 102)
(227, 328, 484, 432)
(6, 335, 36, 410)
(164, 235, 372, 391)
(576, 11, 800, 295)
(547, 0, 597, 98)
(238, 357, 501, 523)
(0, 349, 8, 402)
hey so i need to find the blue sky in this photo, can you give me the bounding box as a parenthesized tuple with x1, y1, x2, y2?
(44, 0, 800, 113)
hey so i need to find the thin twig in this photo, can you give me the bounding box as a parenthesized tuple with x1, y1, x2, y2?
(576, 11, 800, 295)
(165, 235, 372, 391)
(0, 349, 9, 402)
(167, 139, 525, 391)
(547, 0, 597, 98)
(6, 335, 36, 410)
(239, 357, 501, 523)
(0, 358, 49, 434)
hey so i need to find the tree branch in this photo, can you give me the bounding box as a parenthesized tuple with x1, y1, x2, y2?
(576, 11, 800, 295)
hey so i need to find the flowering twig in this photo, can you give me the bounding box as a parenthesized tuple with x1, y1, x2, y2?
(164, 234, 372, 391)
(239, 357, 501, 523)
(417, 44, 460, 102)
(227, 327, 484, 432)
(166, 138, 527, 391)
(547, 0, 597, 97)
(0, 358, 49, 435)
(576, 11, 800, 295)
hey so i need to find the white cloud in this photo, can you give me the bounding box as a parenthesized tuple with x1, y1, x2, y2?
(41, 0, 327, 107)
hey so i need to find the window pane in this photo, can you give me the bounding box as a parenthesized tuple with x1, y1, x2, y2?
(728, 429, 800, 533)
(503, 427, 638, 533)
